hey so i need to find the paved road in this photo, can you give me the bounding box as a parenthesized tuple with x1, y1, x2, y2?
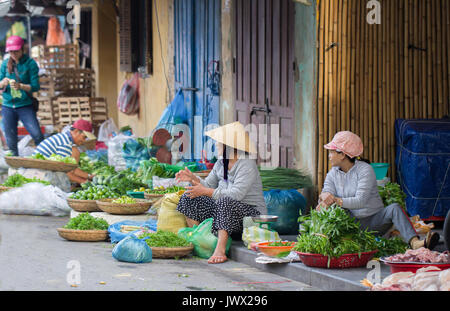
(0, 214, 319, 291)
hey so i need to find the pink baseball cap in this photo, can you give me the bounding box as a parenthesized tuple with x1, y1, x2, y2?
(324, 131, 363, 159)
(72, 119, 96, 140)
(6, 36, 25, 52)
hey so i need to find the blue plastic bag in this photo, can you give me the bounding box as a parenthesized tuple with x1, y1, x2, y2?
(122, 139, 150, 171)
(264, 189, 307, 235)
(155, 89, 188, 134)
(112, 235, 152, 263)
(108, 219, 157, 244)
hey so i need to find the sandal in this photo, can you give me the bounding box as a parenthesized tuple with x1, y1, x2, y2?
(425, 231, 440, 250)
(207, 255, 228, 264)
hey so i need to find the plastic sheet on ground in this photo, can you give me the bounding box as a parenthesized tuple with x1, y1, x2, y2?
(0, 183, 71, 216)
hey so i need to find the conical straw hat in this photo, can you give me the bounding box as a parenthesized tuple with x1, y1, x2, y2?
(205, 122, 257, 154)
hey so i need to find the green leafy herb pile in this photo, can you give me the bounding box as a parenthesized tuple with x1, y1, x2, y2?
(29, 153, 77, 164)
(79, 152, 115, 175)
(112, 196, 137, 204)
(2, 173, 51, 187)
(258, 167, 313, 191)
(293, 204, 378, 266)
(63, 212, 109, 230)
(137, 158, 176, 185)
(139, 230, 191, 248)
(374, 236, 409, 258)
(378, 182, 407, 211)
(145, 185, 185, 195)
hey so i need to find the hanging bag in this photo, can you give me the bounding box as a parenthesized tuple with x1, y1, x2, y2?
(117, 73, 140, 115)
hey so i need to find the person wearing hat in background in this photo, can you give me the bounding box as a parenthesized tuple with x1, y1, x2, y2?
(318, 131, 440, 251)
(34, 119, 96, 185)
(175, 122, 267, 264)
(0, 35, 44, 156)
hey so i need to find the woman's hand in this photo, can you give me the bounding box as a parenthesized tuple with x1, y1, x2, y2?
(0, 78, 10, 88)
(175, 167, 199, 184)
(185, 179, 213, 199)
(319, 192, 336, 206)
(9, 80, 20, 90)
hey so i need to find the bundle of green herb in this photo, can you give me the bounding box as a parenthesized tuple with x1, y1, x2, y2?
(139, 230, 191, 248)
(64, 213, 109, 230)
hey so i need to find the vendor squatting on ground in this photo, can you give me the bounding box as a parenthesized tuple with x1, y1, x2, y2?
(317, 131, 440, 251)
(33, 119, 97, 185)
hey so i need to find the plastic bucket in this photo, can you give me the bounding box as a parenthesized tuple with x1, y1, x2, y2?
(370, 163, 390, 180)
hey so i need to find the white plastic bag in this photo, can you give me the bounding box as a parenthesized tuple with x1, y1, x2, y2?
(0, 183, 71, 216)
(152, 176, 191, 189)
(107, 133, 134, 171)
(98, 118, 119, 143)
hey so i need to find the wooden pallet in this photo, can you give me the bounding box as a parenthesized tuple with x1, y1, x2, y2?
(57, 97, 92, 126)
(38, 69, 95, 98)
(89, 97, 108, 126)
(36, 97, 58, 126)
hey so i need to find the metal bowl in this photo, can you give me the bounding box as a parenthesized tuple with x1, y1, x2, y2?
(252, 215, 279, 223)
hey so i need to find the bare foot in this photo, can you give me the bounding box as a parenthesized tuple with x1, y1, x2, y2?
(207, 253, 228, 264)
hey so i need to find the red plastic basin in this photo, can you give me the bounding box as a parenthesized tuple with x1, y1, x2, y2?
(295, 250, 378, 269)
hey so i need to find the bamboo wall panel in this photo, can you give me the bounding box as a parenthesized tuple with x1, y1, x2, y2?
(316, 0, 450, 192)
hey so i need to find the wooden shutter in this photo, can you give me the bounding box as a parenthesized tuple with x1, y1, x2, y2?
(119, 0, 132, 72)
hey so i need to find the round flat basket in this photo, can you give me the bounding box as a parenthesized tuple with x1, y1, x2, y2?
(0, 186, 14, 193)
(5, 156, 77, 173)
(96, 199, 152, 215)
(67, 198, 102, 212)
(295, 250, 378, 269)
(57, 228, 109, 242)
(151, 245, 194, 259)
(144, 193, 164, 204)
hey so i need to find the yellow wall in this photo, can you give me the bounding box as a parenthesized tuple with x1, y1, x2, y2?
(91, 0, 119, 126)
(115, 0, 174, 137)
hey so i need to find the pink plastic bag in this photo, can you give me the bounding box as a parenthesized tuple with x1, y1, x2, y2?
(117, 73, 140, 115)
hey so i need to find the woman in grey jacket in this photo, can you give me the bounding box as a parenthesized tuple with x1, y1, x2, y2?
(317, 131, 440, 251)
(176, 122, 267, 264)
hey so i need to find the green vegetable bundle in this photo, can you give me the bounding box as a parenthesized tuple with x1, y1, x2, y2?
(112, 196, 137, 204)
(293, 204, 378, 267)
(137, 158, 175, 185)
(64, 212, 109, 230)
(92, 169, 147, 196)
(79, 153, 115, 175)
(2, 174, 51, 187)
(139, 230, 191, 248)
(29, 153, 77, 164)
(145, 186, 185, 195)
(258, 167, 313, 191)
(378, 182, 407, 212)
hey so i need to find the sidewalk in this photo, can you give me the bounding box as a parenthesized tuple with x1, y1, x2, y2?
(229, 231, 447, 291)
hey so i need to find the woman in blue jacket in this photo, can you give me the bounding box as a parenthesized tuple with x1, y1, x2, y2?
(0, 36, 44, 156)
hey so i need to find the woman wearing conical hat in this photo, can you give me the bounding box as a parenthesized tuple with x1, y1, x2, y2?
(176, 122, 267, 264)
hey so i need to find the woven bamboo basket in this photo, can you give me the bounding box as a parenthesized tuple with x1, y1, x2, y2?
(143, 193, 164, 204)
(67, 198, 102, 212)
(57, 228, 109, 242)
(0, 186, 14, 193)
(4, 156, 77, 172)
(96, 199, 152, 215)
(150, 244, 194, 259)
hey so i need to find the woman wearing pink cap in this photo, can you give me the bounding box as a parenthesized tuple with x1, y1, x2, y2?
(318, 131, 440, 251)
(0, 35, 43, 156)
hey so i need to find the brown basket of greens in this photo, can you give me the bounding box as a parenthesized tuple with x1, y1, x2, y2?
(96, 197, 152, 215)
(57, 212, 109, 242)
(138, 230, 193, 259)
(5, 154, 77, 172)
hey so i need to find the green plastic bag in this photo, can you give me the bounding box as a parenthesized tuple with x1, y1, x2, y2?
(177, 218, 232, 259)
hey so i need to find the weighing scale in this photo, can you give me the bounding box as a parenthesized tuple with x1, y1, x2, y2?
(251, 215, 279, 231)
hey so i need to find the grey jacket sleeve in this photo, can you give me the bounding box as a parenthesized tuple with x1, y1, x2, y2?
(199, 162, 219, 189)
(341, 165, 377, 210)
(211, 161, 256, 202)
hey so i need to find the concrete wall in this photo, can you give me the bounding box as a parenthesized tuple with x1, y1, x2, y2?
(91, 0, 119, 126)
(114, 0, 175, 138)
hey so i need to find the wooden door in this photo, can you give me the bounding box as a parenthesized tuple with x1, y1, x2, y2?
(234, 0, 295, 168)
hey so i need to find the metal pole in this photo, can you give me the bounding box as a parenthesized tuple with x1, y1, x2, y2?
(27, 1, 32, 55)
